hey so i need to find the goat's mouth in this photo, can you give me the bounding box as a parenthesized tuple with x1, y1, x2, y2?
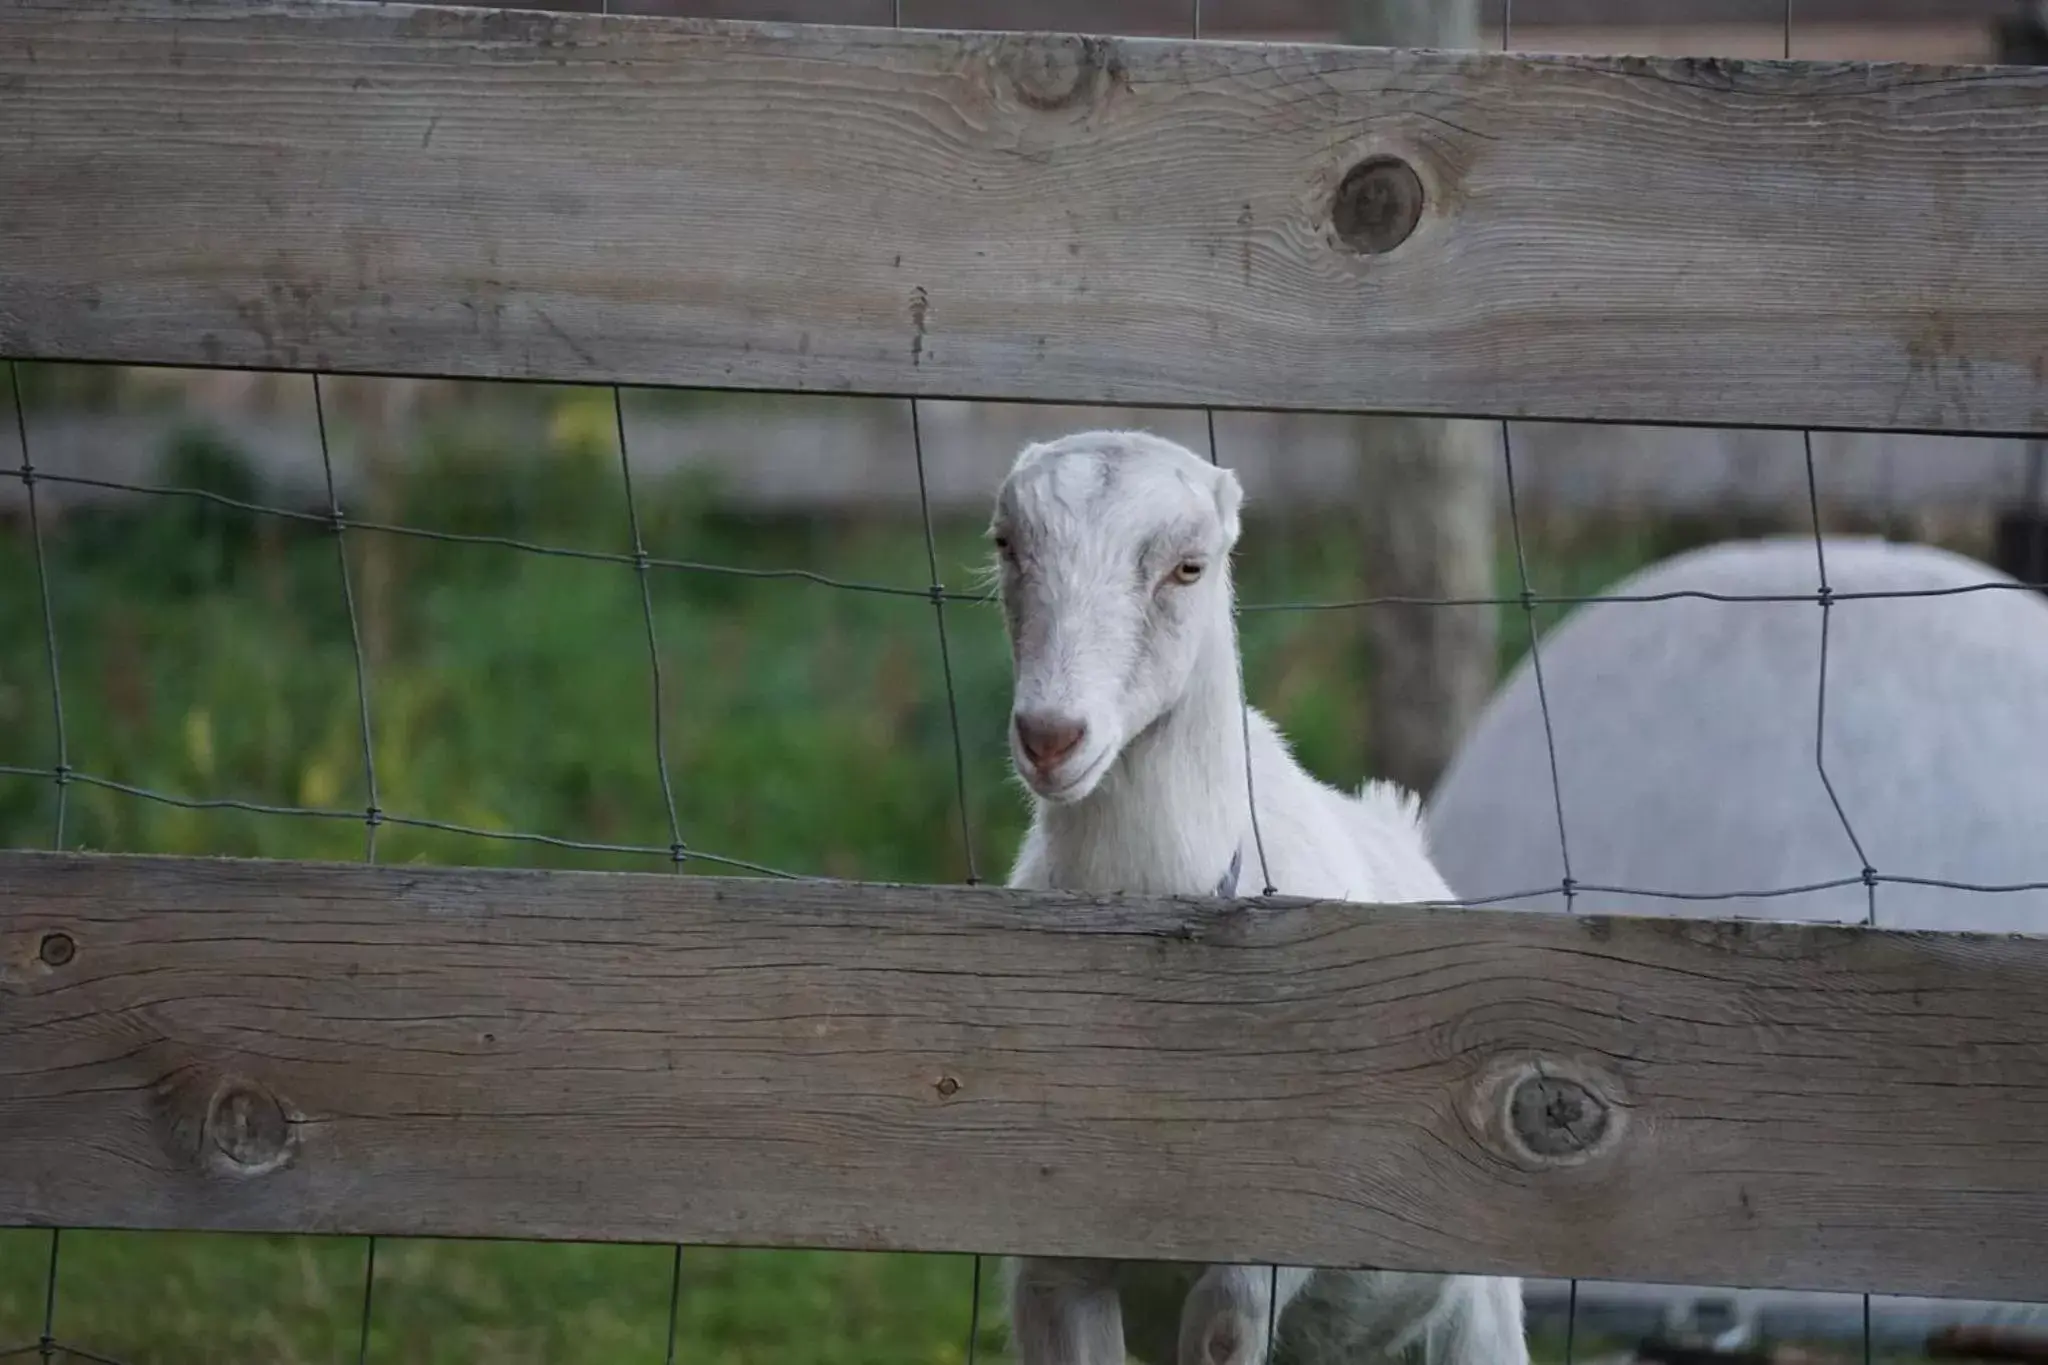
(1018, 739, 1115, 804)
(1011, 736, 1122, 810)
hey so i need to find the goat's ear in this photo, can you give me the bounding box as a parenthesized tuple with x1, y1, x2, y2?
(1212, 466, 1244, 547)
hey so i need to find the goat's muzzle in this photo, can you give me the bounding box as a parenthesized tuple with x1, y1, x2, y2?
(1014, 711, 1087, 778)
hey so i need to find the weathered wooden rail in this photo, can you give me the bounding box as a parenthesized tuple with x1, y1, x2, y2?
(5, 850, 2048, 1301)
(3, 0, 2046, 433)
(6, 0, 2048, 1314)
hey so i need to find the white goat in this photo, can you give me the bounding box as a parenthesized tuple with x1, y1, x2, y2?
(990, 430, 1528, 1365)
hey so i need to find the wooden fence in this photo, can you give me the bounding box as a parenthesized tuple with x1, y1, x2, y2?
(5, 0, 2048, 1311)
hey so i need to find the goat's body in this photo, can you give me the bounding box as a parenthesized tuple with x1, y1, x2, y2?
(1008, 652, 1524, 1365)
(1290, 1272, 1528, 1365)
(992, 430, 1526, 1365)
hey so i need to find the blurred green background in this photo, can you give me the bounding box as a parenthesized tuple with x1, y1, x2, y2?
(0, 366, 1894, 1364)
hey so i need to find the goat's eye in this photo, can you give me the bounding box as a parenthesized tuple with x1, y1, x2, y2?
(992, 535, 1012, 556)
(1171, 560, 1205, 585)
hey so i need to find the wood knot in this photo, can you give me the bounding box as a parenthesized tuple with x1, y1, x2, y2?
(38, 931, 75, 967)
(1509, 1070, 1610, 1159)
(934, 1075, 961, 1098)
(995, 35, 1119, 112)
(203, 1079, 295, 1177)
(1469, 1058, 1624, 1169)
(1331, 156, 1425, 255)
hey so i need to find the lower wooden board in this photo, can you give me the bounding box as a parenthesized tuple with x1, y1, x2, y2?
(5, 850, 2048, 1299)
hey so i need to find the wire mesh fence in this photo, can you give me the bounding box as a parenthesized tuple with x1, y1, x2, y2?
(4, 0, 2048, 1362)
(10, 376, 2048, 1362)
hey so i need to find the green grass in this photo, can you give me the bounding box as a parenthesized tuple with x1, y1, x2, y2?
(0, 372, 1813, 1363)
(0, 1227, 1008, 1365)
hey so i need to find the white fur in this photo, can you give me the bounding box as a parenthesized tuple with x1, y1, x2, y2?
(991, 431, 1528, 1365)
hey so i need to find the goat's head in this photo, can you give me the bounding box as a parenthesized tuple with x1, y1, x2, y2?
(989, 430, 1243, 804)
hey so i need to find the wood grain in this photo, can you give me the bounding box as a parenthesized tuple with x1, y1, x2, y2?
(2, 2, 2045, 432)
(7, 850, 2048, 1297)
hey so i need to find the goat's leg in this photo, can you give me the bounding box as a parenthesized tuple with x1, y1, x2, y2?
(1007, 1257, 1126, 1365)
(1176, 1264, 1315, 1365)
(1408, 1275, 1531, 1365)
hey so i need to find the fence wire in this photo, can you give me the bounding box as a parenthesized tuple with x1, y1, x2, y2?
(884, 0, 990, 1353)
(9, 379, 2048, 1361)
(9, 344, 2048, 1365)
(5, 4, 2048, 1364)
(14, 415, 2045, 905)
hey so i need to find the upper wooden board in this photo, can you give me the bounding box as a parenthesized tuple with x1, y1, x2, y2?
(4, 2, 2048, 429)
(7, 850, 2048, 1299)
(4, 1, 2048, 431)
(2, 1, 2046, 433)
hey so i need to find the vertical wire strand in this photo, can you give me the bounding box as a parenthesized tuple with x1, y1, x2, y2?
(1504, 7, 1580, 1358)
(1506, 7, 1579, 1355)
(964, 1252, 986, 1365)
(1188, 6, 1275, 900)
(1801, 385, 1878, 1365)
(1204, 403, 1275, 898)
(1494, 17, 1576, 915)
(35, 1228, 59, 1361)
(315, 377, 387, 1365)
(908, 400, 981, 884)
(597, 22, 695, 1348)
(1561, 1276, 1578, 1365)
(893, 12, 986, 1348)
(1201, 425, 1282, 1323)
(1500, 426, 1575, 912)
(11, 363, 68, 848)
(1782, 0, 1866, 1352)
(15, 367, 70, 1364)
(894, 0, 980, 888)
(597, 142, 691, 1365)
(313, 376, 383, 863)
(590, 0, 699, 1298)
(1197, 0, 1281, 1332)
(614, 387, 690, 871)
(1802, 440, 1875, 915)
(1264, 1264, 1280, 1365)
(1786, 0, 1873, 936)
(354, 1234, 378, 1365)
(895, 0, 978, 888)
(662, 1244, 684, 1365)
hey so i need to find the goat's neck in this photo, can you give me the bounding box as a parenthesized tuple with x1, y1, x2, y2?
(1036, 618, 1249, 893)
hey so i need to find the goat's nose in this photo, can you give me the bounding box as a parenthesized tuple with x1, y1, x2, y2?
(1015, 712, 1087, 772)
